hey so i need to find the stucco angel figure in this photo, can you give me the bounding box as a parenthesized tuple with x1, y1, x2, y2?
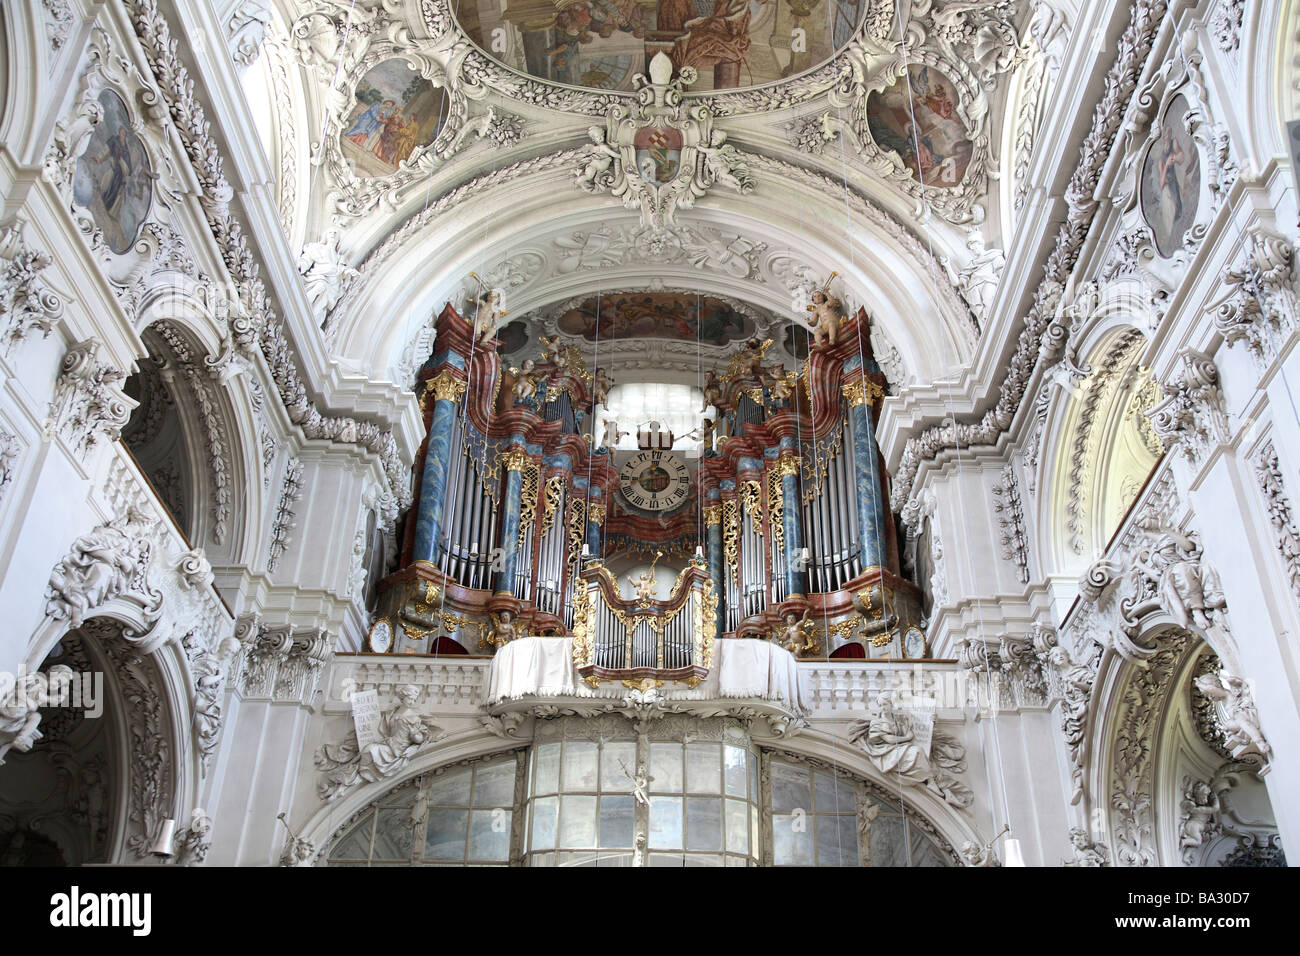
(45, 507, 157, 628)
(1132, 526, 1226, 632)
(578, 126, 621, 191)
(0, 673, 47, 765)
(769, 367, 797, 404)
(1178, 777, 1221, 857)
(848, 693, 974, 808)
(776, 608, 813, 654)
(698, 129, 755, 194)
(297, 228, 359, 322)
(1193, 670, 1272, 766)
(470, 287, 508, 344)
(315, 685, 446, 799)
(804, 283, 845, 350)
(1065, 826, 1109, 867)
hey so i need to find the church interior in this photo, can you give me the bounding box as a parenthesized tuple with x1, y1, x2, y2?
(0, 0, 1296, 869)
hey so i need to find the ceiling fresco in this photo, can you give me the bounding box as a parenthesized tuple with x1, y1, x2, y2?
(455, 0, 868, 92)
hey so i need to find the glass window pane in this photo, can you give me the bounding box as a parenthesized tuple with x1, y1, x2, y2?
(770, 761, 811, 813)
(648, 853, 686, 867)
(749, 757, 758, 805)
(816, 814, 858, 866)
(725, 855, 749, 867)
(559, 794, 598, 847)
(649, 796, 683, 849)
(425, 808, 468, 862)
(372, 808, 413, 861)
(724, 746, 748, 797)
(533, 744, 560, 795)
(684, 854, 723, 866)
(329, 815, 373, 860)
(813, 770, 852, 813)
(725, 798, 749, 854)
(649, 743, 682, 792)
(531, 796, 558, 850)
(869, 813, 908, 867)
(562, 741, 599, 791)
(530, 852, 553, 867)
(685, 743, 722, 794)
(427, 768, 472, 807)
(600, 741, 637, 792)
(686, 796, 723, 851)
(599, 794, 636, 848)
(474, 760, 516, 807)
(468, 808, 511, 861)
(772, 812, 813, 865)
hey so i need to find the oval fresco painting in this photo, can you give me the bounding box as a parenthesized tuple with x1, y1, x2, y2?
(455, 0, 868, 92)
(556, 293, 751, 345)
(1140, 94, 1201, 259)
(341, 58, 447, 178)
(72, 90, 153, 255)
(865, 65, 972, 188)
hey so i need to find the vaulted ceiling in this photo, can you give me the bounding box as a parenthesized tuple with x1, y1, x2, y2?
(239, 0, 1057, 389)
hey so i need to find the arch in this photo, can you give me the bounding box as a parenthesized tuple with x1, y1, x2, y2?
(1038, 319, 1160, 578)
(325, 167, 976, 392)
(1086, 627, 1283, 866)
(0, 0, 48, 165)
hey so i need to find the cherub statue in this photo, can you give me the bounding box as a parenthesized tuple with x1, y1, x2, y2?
(1193, 670, 1272, 765)
(601, 418, 627, 449)
(578, 125, 621, 191)
(508, 359, 538, 406)
(740, 337, 775, 388)
(698, 128, 754, 194)
(804, 274, 844, 349)
(539, 334, 570, 371)
(1179, 777, 1221, 858)
(0, 672, 50, 765)
(769, 367, 797, 404)
(592, 368, 613, 409)
(684, 416, 717, 451)
(1065, 826, 1109, 867)
(701, 368, 723, 411)
(490, 609, 520, 646)
(469, 284, 508, 344)
(776, 608, 813, 654)
(630, 550, 663, 603)
(315, 684, 446, 799)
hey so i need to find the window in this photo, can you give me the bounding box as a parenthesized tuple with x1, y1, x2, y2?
(326, 755, 518, 866)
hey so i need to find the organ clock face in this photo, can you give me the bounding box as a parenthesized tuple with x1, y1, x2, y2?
(619, 450, 692, 512)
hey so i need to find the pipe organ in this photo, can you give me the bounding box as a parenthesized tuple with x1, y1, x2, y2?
(372, 301, 926, 672)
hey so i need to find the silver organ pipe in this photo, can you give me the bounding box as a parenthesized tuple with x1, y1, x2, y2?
(534, 485, 565, 616)
(845, 416, 862, 579)
(827, 454, 844, 590)
(514, 514, 534, 601)
(795, 416, 866, 594)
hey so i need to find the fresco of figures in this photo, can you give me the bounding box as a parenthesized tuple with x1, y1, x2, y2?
(455, 0, 866, 92)
(72, 91, 153, 255)
(554, 293, 752, 345)
(1140, 94, 1201, 258)
(341, 59, 447, 177)
(865, 65, 974, 188)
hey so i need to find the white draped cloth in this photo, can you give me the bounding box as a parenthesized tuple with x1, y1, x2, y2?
(486, 636, 806, 712)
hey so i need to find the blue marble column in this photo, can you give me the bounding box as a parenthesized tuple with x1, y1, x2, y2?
(412, 373, 467, 563)
(584, 501, 605, 557)
(844, 381, 887, 571)
(492, 449, 529, 594)
(705, 504, 725, 638)
(779, 459, 808, 598)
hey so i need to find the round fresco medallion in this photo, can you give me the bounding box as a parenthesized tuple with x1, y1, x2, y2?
(454, 0, 869, 93)
(865, 64, 973, 188)
(340, 58, 447, 178)
(1139, 94, 1201, 259)
(72, 90, 153, 255)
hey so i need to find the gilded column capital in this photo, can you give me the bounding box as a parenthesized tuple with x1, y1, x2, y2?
(498, 447, 532, 473)
(426, 370, 468, 403)
(841, 378, 884, 408)
(774, 455, 802, 478)
(702, 504, 723, 525)
(587, 502, 607, 525)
